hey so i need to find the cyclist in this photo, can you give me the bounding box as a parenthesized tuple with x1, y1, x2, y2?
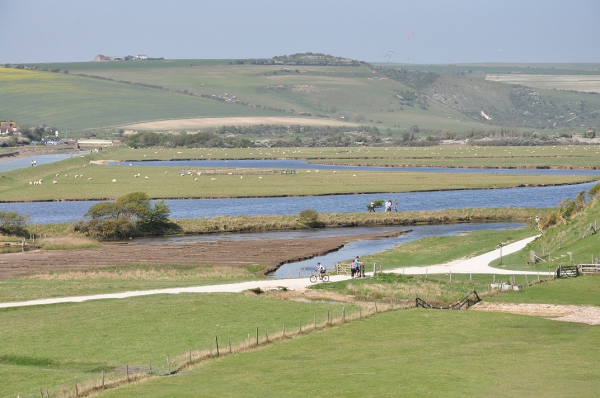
(316, 262, 326, 277)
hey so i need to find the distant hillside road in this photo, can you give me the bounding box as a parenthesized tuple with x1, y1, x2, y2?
(485, 74, 600, 93)
(125, 117, 355, 131)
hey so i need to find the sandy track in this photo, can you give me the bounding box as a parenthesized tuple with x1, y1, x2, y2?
(470, 302, 600, 325)
(125, 117, 354, 130)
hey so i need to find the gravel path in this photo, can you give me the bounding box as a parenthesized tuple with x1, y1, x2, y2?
(385, 235, 542, 275)
(0, 235, 553, 309)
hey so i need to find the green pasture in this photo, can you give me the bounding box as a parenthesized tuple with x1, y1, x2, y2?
(99, 307, 600, 398)
(61, 62, 469, 130)
(0, 68, 276, 132)
(0, 294, 359, 398)
(0, 151, 595, 202)
(89, 145, 600, 169)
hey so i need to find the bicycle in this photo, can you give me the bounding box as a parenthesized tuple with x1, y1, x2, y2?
(309, 270, 329, 283)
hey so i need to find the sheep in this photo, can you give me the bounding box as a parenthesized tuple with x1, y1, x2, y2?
(165, 171, 168, 174)
(352, 174, 357, 177)
(258, 176, 263, 180)
(211, 178, 216, 181)
(227, 172, 233, 175)
(29, 181, 33, 185)
(56, 173, 59, 177)
(315, 170, 319, 173)
(306, 170, 311, 173)
(333, 171, 337, 174)
(144, 176, 149, 179)
(240, 176, 243, 179)
(74, 175, 78, 178)
(112, 179, 117, 183)
(65, 174, 68, 177)
(53, 181, 57, 184)
(135, 174, 139, 178)
(88, 177, 92, 180)
(180, 174, 185, 177)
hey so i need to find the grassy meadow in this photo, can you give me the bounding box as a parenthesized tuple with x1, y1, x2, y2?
(1, 146, 598, 202)
(0, 294, 361, 398)
(93, 302, 600, 398)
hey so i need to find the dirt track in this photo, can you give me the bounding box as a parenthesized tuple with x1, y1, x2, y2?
(0, 231, 407, 280)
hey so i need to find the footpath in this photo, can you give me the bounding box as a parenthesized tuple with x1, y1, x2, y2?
(0, 236, 542, 309)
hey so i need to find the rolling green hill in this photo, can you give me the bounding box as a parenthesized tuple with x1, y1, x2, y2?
(3, 55, 600, 138)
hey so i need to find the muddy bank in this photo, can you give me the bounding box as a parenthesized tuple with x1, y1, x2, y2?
(0, 231, 408, 280)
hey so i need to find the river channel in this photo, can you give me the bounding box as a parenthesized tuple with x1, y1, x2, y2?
(132, 221, 525, 278)
(1, 159, 599, 224)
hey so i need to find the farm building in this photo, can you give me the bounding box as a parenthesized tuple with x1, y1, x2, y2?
(0, 121, 18, 134)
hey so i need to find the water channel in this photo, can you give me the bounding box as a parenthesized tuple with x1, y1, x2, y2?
(130, 222, 525, 278)
(0, 158, 591, 278)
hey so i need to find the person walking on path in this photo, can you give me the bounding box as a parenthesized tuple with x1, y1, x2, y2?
(369, 201, 375, 212)
(394, 199, 398, 212)
(351, 256, 360, 278)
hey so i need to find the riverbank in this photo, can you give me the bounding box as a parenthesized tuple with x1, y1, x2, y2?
(25, 207, 545, 237)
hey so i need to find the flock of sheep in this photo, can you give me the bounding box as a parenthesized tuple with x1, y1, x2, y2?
(29, 166, 349, 187)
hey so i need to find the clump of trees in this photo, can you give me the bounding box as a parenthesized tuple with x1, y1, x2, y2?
(74, 192, 178, 239)
(0, 211, 29, 236)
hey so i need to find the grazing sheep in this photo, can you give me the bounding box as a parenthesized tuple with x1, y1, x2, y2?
(333, 171, 337, 174)
(165, 171, 168, 174)
(194, 178, 198, 181)
(88, 177, 92, 180)
(352, 175, 357, 177)
(29, 181, 33, 185)
(180, 174, 185, 177)
(53, 181, 57, 184)
(240, 176, 243, 179)
(211, 178, 216, 181)
(306, 170, 311, 173)
(258, 176, 263, 180)
(65, 174, 68, 177)
(145, 176, 149, 179)
(135, 174, 139, 178)
(315, 170, 319, 173)
(227, 172, 232, 175)
(112, 179, 117, 183)
(56, 174, 59, 177)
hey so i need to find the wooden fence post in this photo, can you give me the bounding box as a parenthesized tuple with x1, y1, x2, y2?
(102, 369, 105, 389)
(229, 337, 232, 354)
(256, 327, 259, 346)
(216, 336, 220, 356)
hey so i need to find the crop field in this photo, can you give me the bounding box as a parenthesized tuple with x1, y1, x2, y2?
(486, 74, 600, 93)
